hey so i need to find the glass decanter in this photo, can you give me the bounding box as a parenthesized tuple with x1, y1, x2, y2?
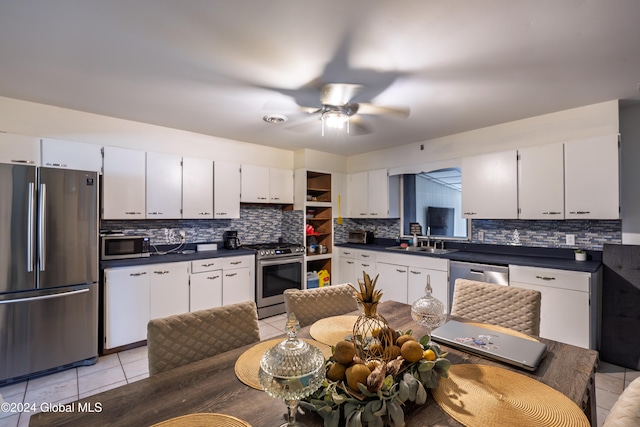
(411, 274, 447, 335)
(259, 313, 326, 427)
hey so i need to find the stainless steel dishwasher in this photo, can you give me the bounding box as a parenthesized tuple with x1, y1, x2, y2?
(448, 261, 509, 310)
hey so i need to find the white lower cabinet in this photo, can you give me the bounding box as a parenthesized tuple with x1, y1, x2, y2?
(376, 262, 408, 303)
(149, 262, 190, 320)
(221, 255, 254, 305)
(104, 266, 150, 349)
(509, 265, 596, 349)
(190, 270, 223, 311)
(337, 248, 449, 307)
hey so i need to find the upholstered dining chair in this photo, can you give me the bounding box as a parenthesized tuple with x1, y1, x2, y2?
(451, 278, 542, 336)
(283, 284, 359, 327)
(147, 300, 261, 376)
(603, 376, 640, 427)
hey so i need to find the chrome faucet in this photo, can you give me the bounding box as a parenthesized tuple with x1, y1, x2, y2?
(426, 226, 431, 248)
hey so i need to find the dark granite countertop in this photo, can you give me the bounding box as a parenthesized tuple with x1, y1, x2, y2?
(100, 244, 256, 269)
(335, 240, 602, 273)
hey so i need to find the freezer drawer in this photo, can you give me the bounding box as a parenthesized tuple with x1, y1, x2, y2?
(0, 283, 98, 383)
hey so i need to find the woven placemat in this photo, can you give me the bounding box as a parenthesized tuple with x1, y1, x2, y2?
(466, 322, 540, 342)
(235, 338, 332, 390)
(432, 364, 589, 427)
(309, 315, 359, 347)
(151, 413, 251, 427)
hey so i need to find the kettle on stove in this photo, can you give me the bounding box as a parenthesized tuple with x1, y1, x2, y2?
(223, 230, 241, 249)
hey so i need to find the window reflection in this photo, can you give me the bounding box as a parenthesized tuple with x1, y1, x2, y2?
(401, 168, 469, 239)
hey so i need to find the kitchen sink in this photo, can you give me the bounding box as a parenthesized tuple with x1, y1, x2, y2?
(385, 246, 457, 254)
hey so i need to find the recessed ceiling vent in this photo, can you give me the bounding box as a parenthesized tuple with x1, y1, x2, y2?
(263, 114, 288, 124)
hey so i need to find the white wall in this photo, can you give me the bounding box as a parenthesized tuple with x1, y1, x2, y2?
(619, 102, 640, 244)
(348, 100, 619, 173)
(0, 96, 294, 168)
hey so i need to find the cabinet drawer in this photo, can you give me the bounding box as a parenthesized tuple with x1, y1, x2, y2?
(357, 251, 376, 262)
(509, 265, 590, 292)
(191, 258, 223, 273)
(222, 255, 253, 270)
(338, 248, 356, 259)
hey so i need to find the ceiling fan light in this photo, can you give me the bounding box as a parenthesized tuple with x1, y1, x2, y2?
(322, 111, 349, 129)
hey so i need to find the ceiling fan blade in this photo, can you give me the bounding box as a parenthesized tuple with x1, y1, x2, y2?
(356, 103, 410, 118)
(321, 83, 363, 106)
(348, 116, 373, 135)
(285, 116, 321, 133)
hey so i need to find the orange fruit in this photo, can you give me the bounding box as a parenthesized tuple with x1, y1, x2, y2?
(423, 349, 436, 361)
(333, 340, 356, 365)
(345, 364, 371, 391)
(400, 340, 424, 363)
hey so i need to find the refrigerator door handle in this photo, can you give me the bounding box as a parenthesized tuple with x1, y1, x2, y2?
(38, 183, 46, 272)
(0, 288, 89, 305)
(27, 182, 35, 272)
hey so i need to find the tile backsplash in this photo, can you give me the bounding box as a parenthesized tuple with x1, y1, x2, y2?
(334, 217, 621, 251)
(101, 205, 304, 246)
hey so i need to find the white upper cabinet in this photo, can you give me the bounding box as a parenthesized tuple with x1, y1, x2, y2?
(518, 143, 564, 219)
(0, 133, 39, 165)
(462, 150, 518, 219)
(241, 164, 270, 202)
(269, 167, 294, 204)
(102, 146, 146, 219)
(182, 157, 213, 219)
(40, 138, 102, 172)
(241, 164, 294, 204)
(214, 161, 241, 218)
(348, 169, 396, 218)
(146, 152, 183, 219)
(564, 134, 619, 219)
(348, 171, 369, 217)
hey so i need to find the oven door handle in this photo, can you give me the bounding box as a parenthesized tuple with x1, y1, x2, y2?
(258, 256, 304, 267)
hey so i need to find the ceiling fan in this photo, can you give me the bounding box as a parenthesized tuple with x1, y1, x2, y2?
(268, 82, 410, 136)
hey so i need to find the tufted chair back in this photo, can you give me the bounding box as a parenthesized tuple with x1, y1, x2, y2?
(283, 284, 359, 327)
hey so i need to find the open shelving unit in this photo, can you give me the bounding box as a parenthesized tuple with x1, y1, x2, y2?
(305, 171, 332, 284)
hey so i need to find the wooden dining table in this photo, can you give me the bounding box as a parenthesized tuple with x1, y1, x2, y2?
(29, 301, 599, 426)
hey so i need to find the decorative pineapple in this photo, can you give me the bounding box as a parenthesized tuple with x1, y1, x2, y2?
(350, 272, 393, 362)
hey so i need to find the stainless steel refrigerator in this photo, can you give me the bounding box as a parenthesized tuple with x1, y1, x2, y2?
(0, 164, 99, 384)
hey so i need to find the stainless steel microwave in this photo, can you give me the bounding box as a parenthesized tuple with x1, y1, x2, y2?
(101, 235, 151, 260)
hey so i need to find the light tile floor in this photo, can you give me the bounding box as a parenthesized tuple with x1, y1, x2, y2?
(0, 313, 636, 427)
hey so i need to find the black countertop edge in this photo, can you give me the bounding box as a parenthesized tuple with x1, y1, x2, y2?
(100, 247, 256, 269)
(335, 240, 602, 273)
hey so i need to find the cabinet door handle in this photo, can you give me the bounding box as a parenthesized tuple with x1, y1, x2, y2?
(361, 263, 370, 267)
(125, 211, 142, 215)
(148, 212, 164, 215)
(202, 263, 216, 267)
(225, 272, 237, 277)
(346, 261, 354, 265)
(542, 212, 562, 215)
(396, 269, 406, 273)
(343, 251, 351, 255)
(569, 211, 591, 215)
(271, 197, 280, 200)
(464, 212, 477, 215)
(215, 212, 227, 215)
(129, 272, 147, 277)
(361, 255, 370, 258)
(198, 212, 211, 215)
(410, 270, 421, 275)
(257, 197, 268, 200)
(10, 159, 35, 164)
(535, 275, 556, 281)
(370, 213, 378, 216)
(230, 261, 241, 265)
(154, 270, 170, 275)
(45, 162, 67, 167)
(207, 275, 220, 280)
(359, 213, 367, 216)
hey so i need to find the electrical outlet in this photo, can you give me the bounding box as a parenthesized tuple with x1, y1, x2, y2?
(179, 230, 186, 238)
(477, 231, 484, 242)
(566, 234, 575, 246)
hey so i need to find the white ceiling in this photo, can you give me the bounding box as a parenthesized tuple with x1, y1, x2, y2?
(1, 1, 639, 156)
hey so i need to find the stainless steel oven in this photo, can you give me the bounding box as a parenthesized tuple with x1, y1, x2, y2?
(248, 243, 305, 319)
